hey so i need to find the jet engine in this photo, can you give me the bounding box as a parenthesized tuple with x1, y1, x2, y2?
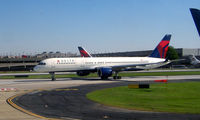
(98, 67, 113, 79)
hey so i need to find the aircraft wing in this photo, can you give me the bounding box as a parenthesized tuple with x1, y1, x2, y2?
(108, 61, 170, 71)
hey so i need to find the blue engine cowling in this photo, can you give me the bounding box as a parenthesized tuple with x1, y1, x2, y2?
(98, 67, 113, 79)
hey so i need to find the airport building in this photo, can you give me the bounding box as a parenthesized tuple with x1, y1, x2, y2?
(35, 51, 77, 58)
(92, 48, 200, 58)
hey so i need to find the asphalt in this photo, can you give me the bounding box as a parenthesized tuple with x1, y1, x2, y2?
(12, 80, 200, 120)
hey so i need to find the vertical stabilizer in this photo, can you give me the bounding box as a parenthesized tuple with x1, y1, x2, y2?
(190, 8, 200, 37)
(149, 34, 171, 58)
(78, 46, 92, 57)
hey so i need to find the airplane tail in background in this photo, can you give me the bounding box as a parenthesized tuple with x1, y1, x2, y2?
(149, 34, 171, 59)
(190, 8, 200, 37)
(188, 54, 200, 65)
(78, 46, 92, 57)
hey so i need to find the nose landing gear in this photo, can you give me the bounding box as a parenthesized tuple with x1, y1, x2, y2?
(49, 72, 56, 81)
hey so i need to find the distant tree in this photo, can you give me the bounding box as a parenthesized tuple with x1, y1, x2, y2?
(166, 46, 179, 60)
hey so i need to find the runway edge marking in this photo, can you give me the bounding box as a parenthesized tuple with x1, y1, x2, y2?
(6, 91, 61, 120)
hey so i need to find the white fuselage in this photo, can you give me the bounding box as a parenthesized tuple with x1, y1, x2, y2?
(33, 57, 166, 72)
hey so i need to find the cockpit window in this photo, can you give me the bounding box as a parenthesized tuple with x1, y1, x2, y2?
(38, 62, 46, 65)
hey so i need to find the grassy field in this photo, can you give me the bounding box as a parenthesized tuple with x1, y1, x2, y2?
(1, 71, 200, 79)
(87, 82, 200, 114)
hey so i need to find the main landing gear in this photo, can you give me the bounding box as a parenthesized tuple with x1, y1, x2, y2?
(113, 71, 121, 79)
(49, 72, 56, 81)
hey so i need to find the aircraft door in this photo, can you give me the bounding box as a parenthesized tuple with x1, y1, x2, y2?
(80, 58, 86, 68)
(51, 60, 56, 70)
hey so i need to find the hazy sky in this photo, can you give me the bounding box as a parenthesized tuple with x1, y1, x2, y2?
(0, 0, 200, 55)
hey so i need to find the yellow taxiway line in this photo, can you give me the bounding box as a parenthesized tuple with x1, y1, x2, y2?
(6, 88, 79, 120)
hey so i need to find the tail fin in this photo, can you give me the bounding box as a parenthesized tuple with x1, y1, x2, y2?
(78, 46, 92, 57)
(149, 34, 171, 58)
(190, 8, 200, 37)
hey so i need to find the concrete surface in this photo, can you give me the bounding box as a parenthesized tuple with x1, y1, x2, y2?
(1, 75, 200, 120)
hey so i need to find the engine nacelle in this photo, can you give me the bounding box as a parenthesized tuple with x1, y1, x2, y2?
(77, 71, 90, 76)
(98, 67, 113, 79)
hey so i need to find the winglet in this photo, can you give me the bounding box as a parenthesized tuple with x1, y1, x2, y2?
(78, 46, 92, 57)
(149, 34, 171, 58)
(190, 8, 200, 37)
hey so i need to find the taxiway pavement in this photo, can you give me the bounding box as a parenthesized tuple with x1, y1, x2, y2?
(1, 75, 200, 120)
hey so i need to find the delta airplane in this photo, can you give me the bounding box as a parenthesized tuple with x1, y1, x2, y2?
(34, 34, 171, 81)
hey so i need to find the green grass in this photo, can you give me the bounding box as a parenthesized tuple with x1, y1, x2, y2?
(87, 82, 200, 114)
(1, 71, 200, 79)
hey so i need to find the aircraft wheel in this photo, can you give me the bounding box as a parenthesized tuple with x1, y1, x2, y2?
(101, 76, 108, 80)
(50, 72, 56, 81)
(113, 76, 121, 79)
(52, 78, 56, 81)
